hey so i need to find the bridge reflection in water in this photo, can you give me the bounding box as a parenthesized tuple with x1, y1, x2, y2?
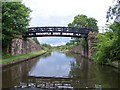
(15, 75, 103, 90)
(18, 76, 74, 89)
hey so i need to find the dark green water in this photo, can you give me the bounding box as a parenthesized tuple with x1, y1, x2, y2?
(2, 51, 119, 89)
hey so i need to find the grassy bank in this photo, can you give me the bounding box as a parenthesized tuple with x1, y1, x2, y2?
(1, 50, 47, 65)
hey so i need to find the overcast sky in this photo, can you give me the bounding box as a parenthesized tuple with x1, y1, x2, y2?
(23, 0, 113, 46)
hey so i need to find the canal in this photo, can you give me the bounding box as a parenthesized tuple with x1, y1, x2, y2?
(2, 51, 119, 89)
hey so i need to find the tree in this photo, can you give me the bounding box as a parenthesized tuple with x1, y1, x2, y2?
(106, 0, 120, 23)
(2, 2, 31, 53)
(68, 14, 98, 32)
(106, 0, 120, 61)
(93, 0, 120, 64)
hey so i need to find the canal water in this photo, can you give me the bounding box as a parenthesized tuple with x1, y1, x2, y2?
(2, 51, 119, 89)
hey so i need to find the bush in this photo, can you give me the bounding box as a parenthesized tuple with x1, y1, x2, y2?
(93, 25, 120, 64)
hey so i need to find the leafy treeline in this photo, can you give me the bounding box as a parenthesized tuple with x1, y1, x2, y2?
(93, 0, 120, 64)
(2, 2, 31, 54)
(41, 44, 52, 50)
(68, 14, 98, 32)
(55, 39, 80, 51)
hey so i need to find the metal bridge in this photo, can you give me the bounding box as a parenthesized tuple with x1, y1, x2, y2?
(23, 26, 93, 38)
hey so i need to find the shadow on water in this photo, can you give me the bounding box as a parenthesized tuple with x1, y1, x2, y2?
(2, 51, 120, 89)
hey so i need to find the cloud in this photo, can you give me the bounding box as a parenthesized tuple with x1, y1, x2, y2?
(29, 51, 76, 77)
(23, 0, 113, 26)
(29, 15, 74, 27)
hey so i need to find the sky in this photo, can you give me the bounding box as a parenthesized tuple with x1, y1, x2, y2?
(22, 0, 113, 46)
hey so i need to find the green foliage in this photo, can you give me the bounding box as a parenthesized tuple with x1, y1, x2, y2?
(68, 14, 98, 32)
(41, 44, 52, 50)
(106, 0, 120, 22)
(110, 23, 120, 60)
(80, 38, 87, 48)
(55, 39, 80, 51)
(32, 37, 40, 45)
(93, 23, 120, 64)
(94, 0, 120, 64)
(68, 14, 98, 51)
(2, 2, 31, 53)
(93, 32, 114, 64)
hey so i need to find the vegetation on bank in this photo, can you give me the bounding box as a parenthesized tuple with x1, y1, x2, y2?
(41, 43, 52, 51)
(93, 24, 120, 64)
(93, 0, 120, 67)
(1, 50, 46, 65)
(1, 42, 53, 65)
(2, 2, 31, 54)
(54, 39, 80, 52)
(1, 1, 52, 65)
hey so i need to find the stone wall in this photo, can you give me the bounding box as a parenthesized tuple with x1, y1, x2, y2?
(88, 32, 98, 58)
(71, 32, 97, 58)
(71, 40, 88, 57)
(11, 38, 42, 55)
(71, 44, 83, 54)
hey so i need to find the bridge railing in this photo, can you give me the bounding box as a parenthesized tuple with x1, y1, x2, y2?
(28, 27, 93, 33)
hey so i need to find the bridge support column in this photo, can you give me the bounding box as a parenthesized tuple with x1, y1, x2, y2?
(87, 32, 98, 58)
(83, 37, 88, 57)
(23, 38, 27, 54)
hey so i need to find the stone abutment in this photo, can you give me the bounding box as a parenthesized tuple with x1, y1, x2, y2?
(71, 32, 97, 59)
(11, 38, 42, 55)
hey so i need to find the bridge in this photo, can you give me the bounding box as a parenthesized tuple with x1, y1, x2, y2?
(23, 26, 93, 38)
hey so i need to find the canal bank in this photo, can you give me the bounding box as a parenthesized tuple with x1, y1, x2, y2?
(72, 51, 119, 69)
(58, 47, 120, 69)
(1, 50, 47, 68)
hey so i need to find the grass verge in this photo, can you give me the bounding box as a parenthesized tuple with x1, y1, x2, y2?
(1, 50, 46, 65)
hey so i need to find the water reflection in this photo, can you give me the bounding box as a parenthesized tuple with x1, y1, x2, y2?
(2, 51, 119, 89)
(29, 51, 76, 77)
(2, 57, 40, 88)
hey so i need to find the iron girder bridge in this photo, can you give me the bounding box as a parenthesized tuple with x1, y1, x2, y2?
(23, 27, 93, 38)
